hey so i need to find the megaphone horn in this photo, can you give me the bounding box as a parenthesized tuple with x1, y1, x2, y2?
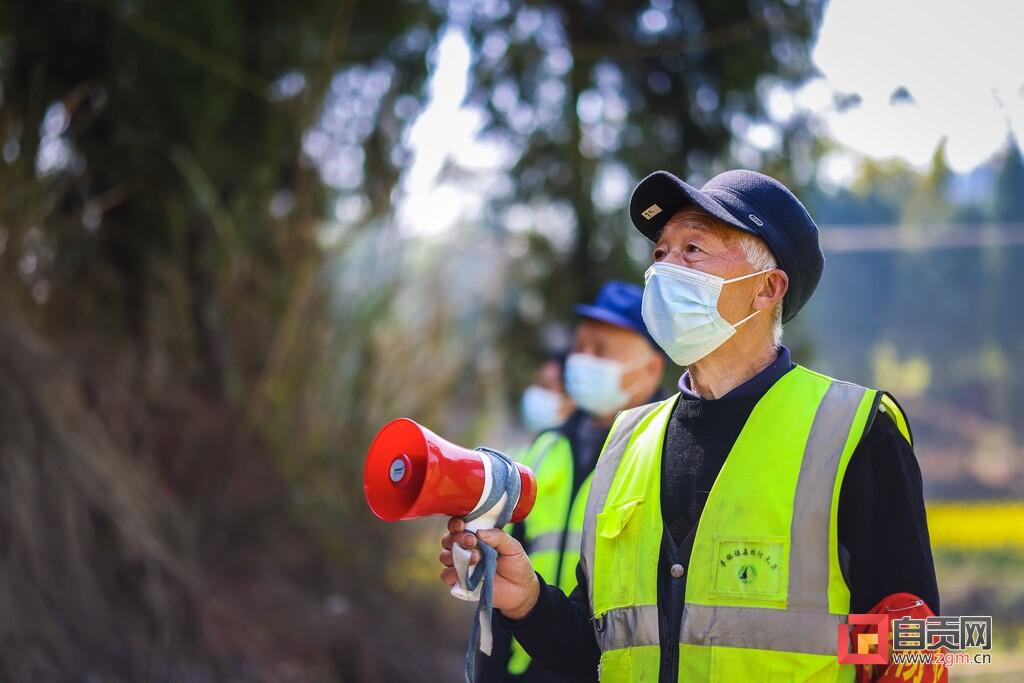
(363, 418, 537, 524)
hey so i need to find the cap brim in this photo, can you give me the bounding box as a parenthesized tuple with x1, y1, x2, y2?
(574, 304, 660, 350)
(629, 171, 760, 243)
(573, 304, 640, 334)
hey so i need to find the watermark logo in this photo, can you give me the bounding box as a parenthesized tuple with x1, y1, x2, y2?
(892, 615, 992, 652)
(838, 613, 890, 664)
(838, 614, 993, 668)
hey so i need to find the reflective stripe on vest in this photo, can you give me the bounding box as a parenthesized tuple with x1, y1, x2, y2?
(530, 530, 583, 554)
(593, 603, 845, 655)
(582, 366, 894, 682)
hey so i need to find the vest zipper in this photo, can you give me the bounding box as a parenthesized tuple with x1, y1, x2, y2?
(660, 530, 682, 683)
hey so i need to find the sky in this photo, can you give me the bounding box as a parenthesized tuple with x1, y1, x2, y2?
(806, 0, 1024, 183)
(397, 0, 1024, 233)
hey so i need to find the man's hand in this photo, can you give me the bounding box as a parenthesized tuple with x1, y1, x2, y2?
(439, 517, 540, 621)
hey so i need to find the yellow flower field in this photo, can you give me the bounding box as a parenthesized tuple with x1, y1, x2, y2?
(927, 501, 1024, 550)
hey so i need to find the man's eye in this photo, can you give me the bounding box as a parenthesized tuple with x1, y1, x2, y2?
(653, 248, 667, 260)
(686, 244, 702, 253)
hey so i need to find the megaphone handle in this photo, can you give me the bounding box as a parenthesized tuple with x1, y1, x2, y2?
(452, 541, 473, 595)
(450, 501, 505, 601)
(460, 447, 523, 683)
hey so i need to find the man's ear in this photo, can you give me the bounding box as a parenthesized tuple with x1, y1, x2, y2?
(754, 269, 788, 311)
(648, 350, 665, 380)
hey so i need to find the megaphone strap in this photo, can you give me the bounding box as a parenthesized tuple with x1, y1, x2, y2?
(462, 447, 521, 683)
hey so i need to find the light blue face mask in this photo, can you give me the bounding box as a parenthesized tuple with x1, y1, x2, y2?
(564, 352, 650, 417)
(519, 385, 564, 433)
(642, 261, 771, 367)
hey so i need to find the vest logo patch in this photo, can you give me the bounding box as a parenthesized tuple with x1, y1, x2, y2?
(712, 536, 787, 601)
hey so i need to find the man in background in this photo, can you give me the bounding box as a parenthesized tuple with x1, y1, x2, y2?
(519, 352, 574, 435)
(482, 280, 666, 682)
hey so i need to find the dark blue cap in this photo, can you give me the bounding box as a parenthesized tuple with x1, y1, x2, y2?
(575, 280, 657, 348)
(628, 169, 824, 323)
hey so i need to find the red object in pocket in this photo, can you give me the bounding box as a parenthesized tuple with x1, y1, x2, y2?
(853, 593, 948, 683)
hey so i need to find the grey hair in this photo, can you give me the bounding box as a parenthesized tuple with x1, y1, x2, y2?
(737, 233, 783, 346)
(664, 209, 785, 347)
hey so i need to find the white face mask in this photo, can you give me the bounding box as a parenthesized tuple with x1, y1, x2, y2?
(564, 352, 649, 417)
(642, 261, 771, 367)
(520, 385, 564, 433)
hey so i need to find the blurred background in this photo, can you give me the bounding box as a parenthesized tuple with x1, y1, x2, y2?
(1, 0, 1022, 681)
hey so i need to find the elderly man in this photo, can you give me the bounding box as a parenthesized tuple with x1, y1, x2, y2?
(486, 281, 665, 682)
(441, 170, 938, 683)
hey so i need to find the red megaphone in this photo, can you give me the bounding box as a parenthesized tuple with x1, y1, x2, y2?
(363, 418, 537, 523)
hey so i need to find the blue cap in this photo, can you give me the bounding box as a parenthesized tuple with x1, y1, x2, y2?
(628, 169, 824, 323)
(575, 280, 657, 348)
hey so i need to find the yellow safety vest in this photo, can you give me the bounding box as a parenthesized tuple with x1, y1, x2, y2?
(508, 430, 593, 675)
(580, 365, 912, 682)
